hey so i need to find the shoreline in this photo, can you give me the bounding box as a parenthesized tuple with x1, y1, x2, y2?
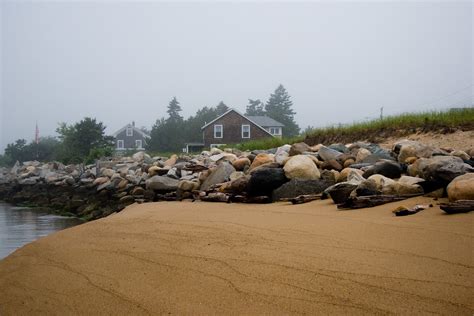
(1, 198, 472, 314)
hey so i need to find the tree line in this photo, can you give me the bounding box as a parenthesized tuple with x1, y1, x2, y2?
(0, 84, 299, 166)
(148, 84, 299, 152)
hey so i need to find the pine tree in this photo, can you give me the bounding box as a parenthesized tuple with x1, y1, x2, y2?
(265, 85, 300, 137)
(215, 101, 229, 115)
(166, 97, 183, 122)
(245, 99, 265, 116)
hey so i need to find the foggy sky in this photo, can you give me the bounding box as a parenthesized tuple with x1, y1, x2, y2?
(1, 1, 472, 153)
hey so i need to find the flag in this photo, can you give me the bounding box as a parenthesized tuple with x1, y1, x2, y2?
(35, 122, 39, 144)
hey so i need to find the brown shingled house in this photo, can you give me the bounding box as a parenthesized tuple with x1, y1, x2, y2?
(195, 108, 284, 150)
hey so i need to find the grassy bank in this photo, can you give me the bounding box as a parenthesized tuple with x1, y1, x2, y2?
(235, 108, 474, 151)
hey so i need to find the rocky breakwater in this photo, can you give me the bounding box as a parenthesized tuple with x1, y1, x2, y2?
(0, 140, 473, 220)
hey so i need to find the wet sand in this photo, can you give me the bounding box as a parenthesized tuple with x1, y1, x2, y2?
(0, 197, 473, 315)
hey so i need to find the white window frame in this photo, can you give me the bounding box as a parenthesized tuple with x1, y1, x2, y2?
(126, 127, 133, 136)
(210, 144, 226, 149)
(214, 124, 223, 138)
(135, 139, 142, 149)
(117, 139, 124, 149)
(270, 127, 281, 135)
(241, 124, 250, 138)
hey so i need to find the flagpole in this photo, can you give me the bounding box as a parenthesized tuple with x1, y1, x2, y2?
(35, 121, 39, 159)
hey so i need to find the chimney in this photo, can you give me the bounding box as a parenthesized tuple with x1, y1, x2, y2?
(132, 121, 135, 127)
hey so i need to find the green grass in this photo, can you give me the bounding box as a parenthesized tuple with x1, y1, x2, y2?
(234, 108, 474, 151)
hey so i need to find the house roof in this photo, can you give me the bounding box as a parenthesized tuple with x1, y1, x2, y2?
(200, 108, 274, 136)
(113, 123, 150, 138)
(246, 116, 284, 127)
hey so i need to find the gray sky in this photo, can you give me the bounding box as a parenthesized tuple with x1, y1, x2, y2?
(1, 1, 472, 153)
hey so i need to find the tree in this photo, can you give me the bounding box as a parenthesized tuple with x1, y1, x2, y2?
(167, 97, 183, 123)
(0, 136, 61, 166)
(265, 84, 300, 137)
(215, 101, 229, 115)
(245, 99, 265, 116)
(56, 117, 114, 163)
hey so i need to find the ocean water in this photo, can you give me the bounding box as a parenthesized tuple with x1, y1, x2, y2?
(0, 202, 83, 260)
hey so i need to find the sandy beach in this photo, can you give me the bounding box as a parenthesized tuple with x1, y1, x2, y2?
(0, 198, 473, 315)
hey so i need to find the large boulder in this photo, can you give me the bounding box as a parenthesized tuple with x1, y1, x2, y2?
(362, 160, 403, 179)
(200, 162, 236, 191)
(283, 155, 320, 180)
(447, 173, 474, 202)
(247, 168, 288, 196)
(394, 140, 442, 163)
(146, 175, 179, 191)
(232, 157, 251, 171)
(408, 156, 473, 183)
(272, 179, 334, 201)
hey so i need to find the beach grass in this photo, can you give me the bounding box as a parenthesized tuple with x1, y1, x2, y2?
(234, 107, 474, 151)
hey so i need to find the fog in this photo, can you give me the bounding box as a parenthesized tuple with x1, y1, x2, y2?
(0, 1, 472, 153)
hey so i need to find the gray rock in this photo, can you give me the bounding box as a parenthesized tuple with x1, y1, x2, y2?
(272, 179, 334, 201)
(318, 146, 343, 161)
(146, 175, 180, 191)
(200, 162, 236, 191)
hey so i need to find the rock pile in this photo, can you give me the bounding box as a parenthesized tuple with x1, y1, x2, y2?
(0, 140, 473, 220)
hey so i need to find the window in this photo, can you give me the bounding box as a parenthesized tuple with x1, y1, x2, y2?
(117, 140, 124, 149)
(214, 124, 223, 138)
(269, 127, 281, 135)
(242, 124, 250, 138)
(126, 127, 133, 136)
(135, 140, 142, 148)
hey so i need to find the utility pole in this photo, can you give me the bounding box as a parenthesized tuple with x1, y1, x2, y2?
(380, 106, 384, 120)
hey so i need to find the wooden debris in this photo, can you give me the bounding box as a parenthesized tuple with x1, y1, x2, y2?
(338, 194, 423, 209)
(200, 192, 229, 203)
(392, 204, 432, 216)
(229, 195, 272, 204)
(440, 200, 474, 214)
(280, 194, 322, 204)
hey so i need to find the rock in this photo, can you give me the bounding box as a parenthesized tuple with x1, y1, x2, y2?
(210, 147, 223, 155)
(101, 168, 115, 178)
(353, 179, 379, 197)
(131, 186, 146, 196)
(163, 154, 178, 167)
(283, 155, 320, 180)
(275, 145, 291, 164)
(148, 166, 161, 176)
(318, 146, 343, 162)
(356, 148, 371, 163)
(447, 173, 474, 202)
(132, 151, 146, 162)
(368, 174, 396, 190)
(247, 168, 288, 196)
(223, 175, 251, 194)
(229, 171, 245, 181)
(328, 143, 348, 153)
(362, 160, 403, 179)
(97, 180, 112, 191)
(321, 159, 343, 171)
(232, 157, 251, 171)
(146, 176, 180, 191)
(289, 142, 311, 156)
(178, 180, 200, 192)
(395, 140, 440, 163)
(338, 168, 364, 182)
(325, 182, 358, 204)
(119, 195, 135, 206)
(451, 150, 470, 161)
(408, 156, 473, 183)
(200, 162, 236, 191)
(249, 153, 274, 170)
(93, 177, 110, 186)
(343, 158, 355, 168)
(272, 179, 334, 201)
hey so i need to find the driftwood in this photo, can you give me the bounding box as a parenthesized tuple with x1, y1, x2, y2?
(338, 194, 423, 209)
(440, 200, 474, 214)
(229, 195, 272, 204)
(200, 192, 229, 203)
(392, 204, 432, 216)
(280, 194, 322, 205)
